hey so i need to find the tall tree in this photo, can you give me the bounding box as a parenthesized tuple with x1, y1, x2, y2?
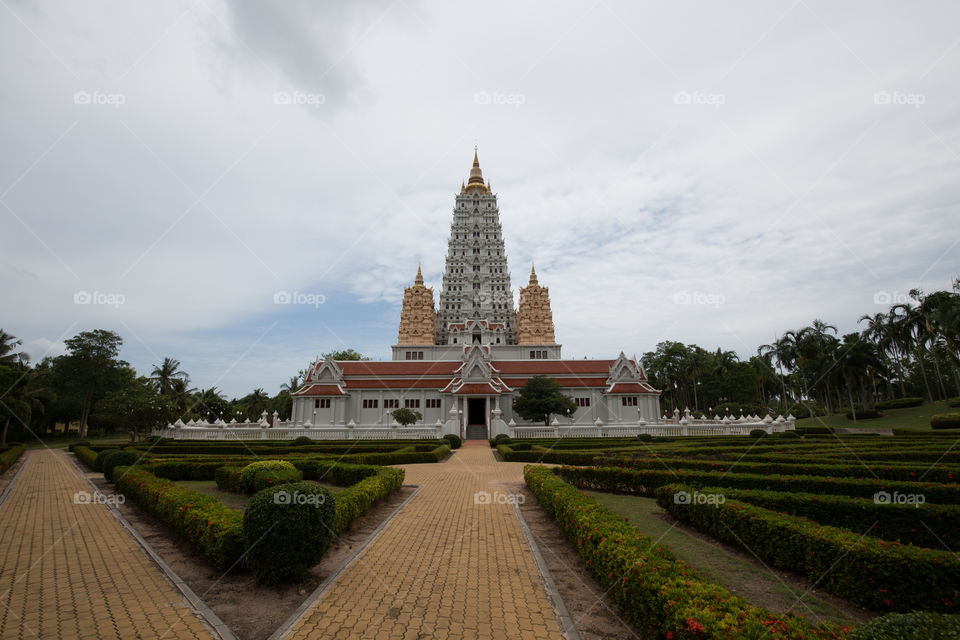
(512, 375, 577, 426)
(54, 330, 127, 437)
(150, 357, 188, 395)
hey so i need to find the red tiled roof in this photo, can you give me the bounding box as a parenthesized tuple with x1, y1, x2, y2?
(451, 383, 504, 395)
(292, 384, 346, 396)
(339, 361, 460, 376)
(493, 360, 616, 375)
(344, 379, 448, 390)
(500, 377, 609, 388)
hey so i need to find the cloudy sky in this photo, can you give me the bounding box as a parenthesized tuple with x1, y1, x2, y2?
(1, 1, 958, 397)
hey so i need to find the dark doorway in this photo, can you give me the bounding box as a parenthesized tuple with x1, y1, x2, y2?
(467, 398, 485, 425)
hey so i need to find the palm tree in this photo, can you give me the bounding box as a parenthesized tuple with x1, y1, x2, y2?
(245, 388, 269, 420)
(0, 330, 25, 365)
(150, 357, 188, 396)
(280, 375, 301, 394)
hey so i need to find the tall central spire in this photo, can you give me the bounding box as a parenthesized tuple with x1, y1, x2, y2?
(463, 147, 490, 194)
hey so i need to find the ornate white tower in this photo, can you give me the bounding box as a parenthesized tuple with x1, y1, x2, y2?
(436, 150, 518, 345)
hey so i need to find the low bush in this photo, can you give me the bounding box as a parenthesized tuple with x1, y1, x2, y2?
(688, 484, 960, 548)
(784, 403, 827, 419)
(554, 464, 960, 504)
(795, 426, 833, 435)
(657, 484, 960, 612)
(636, 433, 653, 442)
(291, 436, 313, 446)
(949, 397, 960, 408)
(847, 612, 960, 639)
(113, 466, 243, 568)
(749, 429, 767, 439)
(442, 434, 462, 450)
(101, 450, 141, 482)
(875, 397, 924, 410)
(73, 446, 98, 469)
(0, 445, 25, 474)
(524, 466, 843, 639)
(93, 448, 121, 472)
(214, 466, 244, 493)
(243, 482, 336, 584)
(932, 413, 960, 430)
(239, 460, 300, 493)
(332, 466, 404, 533)
(67, 441, 90, 453)
(253, 465, 302, 492)
(497, 444, 600, 465)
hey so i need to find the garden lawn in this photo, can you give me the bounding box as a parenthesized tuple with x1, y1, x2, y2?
(586, 491, 868, 626)
(796, 400, 953, 431)
(175, 480, 343, 510)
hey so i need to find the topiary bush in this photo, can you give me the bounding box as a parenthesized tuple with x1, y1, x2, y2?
(636, 433, 654, 442)
(291, 436, 313, 446)
(93, 448, 120, 472)
(949, 397, 960, 408)
(845, 408, 881, 420)
(932, 413, 960, 430)
(253, 466, 302, 492)
(875, 397, 923, 410)
(847, 612, 960, 640)
(239, 460, 299, 493)
(215, 466, 244, 493)
(442, 434, 462, 449)
(68, 441, 90, 453)
(102, 450, 142, 482)
(243, 481, 336, 584)
(494, 433, 511, 445)
(749, 429, 767, 439)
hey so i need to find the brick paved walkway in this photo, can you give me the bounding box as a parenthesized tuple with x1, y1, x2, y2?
(284, 442, 563, 640)
(0, 449, 215, 640)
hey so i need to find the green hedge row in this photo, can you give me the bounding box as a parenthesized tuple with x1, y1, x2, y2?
(331, 465, 404, 533)
(847, 612, 960, 640)
(875, 397, 924, 410)
(113, 466, 244, 568)
(214, 466, 243, 493)
(686, 485, 960, 548)
(73, 446, 98, 469)
(656, 484, 960, 612)
(135, 442, 421, 455)
(932, 414, 960, 429)
(553, 464, 960, 504)
(600, 456, 960, 484)
(523, 466, 843, 639)
(496, 444, 602, 465)
(0, 445, 25, 474)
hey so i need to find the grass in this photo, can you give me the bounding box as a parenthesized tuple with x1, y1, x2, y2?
(587, 491, 869, 627)
(796, 400, 952, 431)
(175, 480, 343, 511)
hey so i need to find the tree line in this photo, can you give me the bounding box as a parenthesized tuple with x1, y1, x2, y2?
(0, 328, 366, 445)
(642, 283, 960, 416)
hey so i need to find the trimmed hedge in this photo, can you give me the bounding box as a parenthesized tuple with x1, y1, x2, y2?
(845, 409, 881, 420)
(67, 441, 90, 453)
(686, 485, 960, 548)
(73, 446, 98, 469)
(442, 434, 462, 450)
(657, 484, 960, 612)
(0, 445, 25, 474)
(524, 466, 843, 639)
(949, 397, 960, 408)
(243, 481, 336, 584)
(331, 466, 404, 533)
(847, 612, 960, 639)
(93, 448, 121, 472)
(101, 450, 142, 483)
(113, 466, 243, 568)
(875, 397, 924, 410)
(554, 464, 960, 504)
(215, 466, 244, 493)
(497, 444, 602, 466)
(932, 414, 960, 430)
(239, 460, 300, 493)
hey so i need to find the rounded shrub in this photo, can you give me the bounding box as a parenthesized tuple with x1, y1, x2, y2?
(68, 440, 90, 453)
(636, 433, 654, 442)
(949, 396, 960, 408)
(239, 460, 299, 493)
(253, 466, 302, 492)
(846, 611, 960, 640)
(494, 434, 512, 445)
(93, 448, 120, 472)
(749, 429, 768, 439)
(875, 397, 923, 410)
(442, 434, 462, 449)
(291, 436, 313, 446)
(101, 450, 141, 482)
(243, 481, 336, 584)
(845, 408, 881, 420)
(931, 413, 960, 430)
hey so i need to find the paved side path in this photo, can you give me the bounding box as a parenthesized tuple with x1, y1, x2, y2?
(0, 449, 215, 640)
(285, 443, 562, 640)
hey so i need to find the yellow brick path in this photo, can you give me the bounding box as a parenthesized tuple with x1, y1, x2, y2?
(0, 449, 216, 640)
(285, 442, 563, 640)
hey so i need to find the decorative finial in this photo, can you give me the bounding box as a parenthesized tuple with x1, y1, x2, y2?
(415, 264, 424, 286)
(473, 146, 480, 167)
(529, 263, 538, 285)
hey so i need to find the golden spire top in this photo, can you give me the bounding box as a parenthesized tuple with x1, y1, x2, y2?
(415, 264, 424, 286)
(529, 263, 538, 285)
(473, 146, 479, 167)
(465, 147, 488, 193)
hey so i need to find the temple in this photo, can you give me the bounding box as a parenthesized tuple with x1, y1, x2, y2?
(292, 150, 661, 438)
